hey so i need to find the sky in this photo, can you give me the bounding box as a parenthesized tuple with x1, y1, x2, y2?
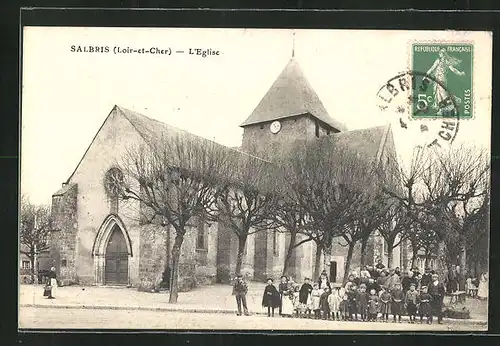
(21, 28, 492, 205)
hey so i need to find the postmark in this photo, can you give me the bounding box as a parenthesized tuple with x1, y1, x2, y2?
(376, 70, 461, 148)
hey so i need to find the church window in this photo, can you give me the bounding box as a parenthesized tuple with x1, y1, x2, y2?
(61, 259, 67, 267)
(273, 230, 279, 256)
(104, 167, 124, 214)
(196, 217, 207, 250)
(315, 121, 320, 138)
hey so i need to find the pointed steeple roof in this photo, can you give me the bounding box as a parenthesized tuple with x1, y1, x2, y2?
(240, 59, 347, 131)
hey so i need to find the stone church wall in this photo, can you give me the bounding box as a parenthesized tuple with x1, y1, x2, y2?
(50, 184, 78, 285)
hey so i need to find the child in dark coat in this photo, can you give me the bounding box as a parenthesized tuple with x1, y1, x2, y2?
(319, 287, 331, 320)
(405, 283, 419, 324)
(298, 278, 313, 318)
(368, 288, 379, 321)
(357, 284, 369, 321)
(391, 282, 405, 323)
(379, 287, 392, 323)
(346, 285, 359, 321)
(262, 278, 280, 317)
(339, 291, 349, 321)
(418, 286, 433, 324)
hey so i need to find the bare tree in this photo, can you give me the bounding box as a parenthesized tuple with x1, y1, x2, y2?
(271, 198, 311, 277)
(284, 138, 376, 279)
(20, 196, 53, 283)
(209, 153, 278, 277)
(381, 144, 489, 283)
(420, 145, 489, 290)
(119, 134, 231, 303)
(377, 202, 411, 268)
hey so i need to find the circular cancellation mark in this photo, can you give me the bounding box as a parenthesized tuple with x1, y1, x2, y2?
(376, 71, 460, 148)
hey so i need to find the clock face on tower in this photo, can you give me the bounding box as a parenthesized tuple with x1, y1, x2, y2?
(270, 120, 281, 134)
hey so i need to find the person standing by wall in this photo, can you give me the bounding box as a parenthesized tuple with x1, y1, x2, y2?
(47, 267, 57, 299)
(232, 274, 250, 316)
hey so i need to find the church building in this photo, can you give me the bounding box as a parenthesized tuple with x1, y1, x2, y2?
(49, 56, 403, 290)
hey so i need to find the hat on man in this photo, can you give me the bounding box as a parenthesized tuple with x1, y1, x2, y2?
(360, 283, 366, 288)
(410, 282, 416, 287)
(421, 285, 428, 289)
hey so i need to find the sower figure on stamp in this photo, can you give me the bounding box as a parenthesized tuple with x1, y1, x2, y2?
(425, 48, 466, 111)
(428, 273, 445, 324)
(232, 274, 250, 316)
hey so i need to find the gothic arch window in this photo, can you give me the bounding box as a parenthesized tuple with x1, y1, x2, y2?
(104, 167, 124, 213)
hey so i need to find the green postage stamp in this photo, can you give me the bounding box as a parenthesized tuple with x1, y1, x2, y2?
(412, 43, 473, 119)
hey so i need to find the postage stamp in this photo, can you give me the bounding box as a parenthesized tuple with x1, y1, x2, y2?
(411, 43, 473, 119)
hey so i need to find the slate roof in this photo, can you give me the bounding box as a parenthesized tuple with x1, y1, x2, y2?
(116, 106, 187, 146)
(58, 105, 392, 197)
(240, 58, 347, 132)
(331, 124, 392, 164)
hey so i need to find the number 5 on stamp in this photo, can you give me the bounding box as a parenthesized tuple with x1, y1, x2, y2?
(412, 43, 473, 119)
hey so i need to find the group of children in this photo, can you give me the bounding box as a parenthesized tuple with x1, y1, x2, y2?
(263, 276, 439, 324)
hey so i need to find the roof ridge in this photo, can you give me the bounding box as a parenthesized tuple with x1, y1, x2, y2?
(116, 105, 271, 163)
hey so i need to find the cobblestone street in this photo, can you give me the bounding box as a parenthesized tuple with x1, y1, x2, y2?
(19, 307, 487, 331)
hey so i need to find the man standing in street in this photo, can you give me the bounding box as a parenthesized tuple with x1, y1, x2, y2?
(232, 274, 250, 316)
(428, 273, 446, 324)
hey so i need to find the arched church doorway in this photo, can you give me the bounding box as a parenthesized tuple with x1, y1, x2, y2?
(104, 225, 129, 285)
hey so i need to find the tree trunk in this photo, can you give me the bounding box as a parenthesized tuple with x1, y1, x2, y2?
(436, 240, 447, 277)
(234, 235, 248, 276)
(343, 243, 355, 285)
(313, 242, 322, 281)
(360, 236, 369, 266)
(29, 254, 35, 284)
(282, 231, 297, 277)
(323, 244, 332, 276)
(168, 232, 184, 304)
(387, 246, 394, 269)
(459, 239, 467, 291)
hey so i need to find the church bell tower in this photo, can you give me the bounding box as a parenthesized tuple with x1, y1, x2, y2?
(239, 45, 346, 160)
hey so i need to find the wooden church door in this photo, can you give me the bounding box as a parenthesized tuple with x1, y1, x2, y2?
(105, 226, 128, 285)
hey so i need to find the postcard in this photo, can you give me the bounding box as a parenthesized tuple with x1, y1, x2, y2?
(19, 27, 491, 331)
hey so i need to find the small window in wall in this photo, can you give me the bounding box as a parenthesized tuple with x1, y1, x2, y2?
(327, 129, 331, 135)
(315, 121, 320, 138)
(260, 124, 265, 129)
(61, 259, 67, 267)
(22, 260, 30, 270)
(273, 230, 279, 256)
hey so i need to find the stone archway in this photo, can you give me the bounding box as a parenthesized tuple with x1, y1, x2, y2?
(92, 214, 132, 285)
